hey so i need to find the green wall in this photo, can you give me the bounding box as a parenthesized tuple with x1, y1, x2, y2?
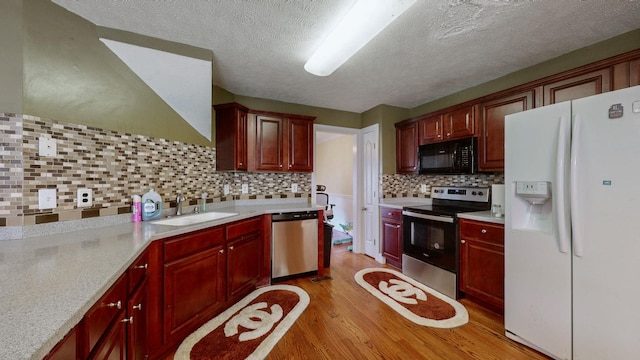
(0, 0, 23, 114)
(362, 104, 409, 175)
(21, 0, 212, 147)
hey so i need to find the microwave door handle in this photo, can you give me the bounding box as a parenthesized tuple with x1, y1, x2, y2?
(452, 145, 458, 171)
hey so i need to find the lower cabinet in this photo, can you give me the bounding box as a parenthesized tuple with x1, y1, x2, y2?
(459, 218, 504, 313)
(226, 217, 263, 301)
(380, 207, 403, 269)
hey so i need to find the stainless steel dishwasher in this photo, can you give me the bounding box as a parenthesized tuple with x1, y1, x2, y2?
(271, 211, 318, 281)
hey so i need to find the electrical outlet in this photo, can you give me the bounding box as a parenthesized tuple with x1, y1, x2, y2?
(420, 184, 427, 193)
(38, 188, 57, 209)
(291, 183, 298, 193)
(77, 188, 93, 208)
(241, 184, 249, 194)
(223, 184, 230, 195)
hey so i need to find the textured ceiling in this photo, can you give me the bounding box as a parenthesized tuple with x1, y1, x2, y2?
(51, 0, 640, 113)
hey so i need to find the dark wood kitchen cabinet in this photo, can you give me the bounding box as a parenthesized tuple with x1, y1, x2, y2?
(459, 218, 504, 314)
(44, 327, 78, 360)
(542, 68, 611, 105)
(395, 120, 418, 173)
(418, 114, 443, 144)
(416, 106, 475, 145)
(380, 207, 403, 269)
(226, 217, 264, 301)
(252, 111, 315, 172)
(478, 90, 535, 171)
(214, 102, 249, 171)
(163, 227, 226, 342)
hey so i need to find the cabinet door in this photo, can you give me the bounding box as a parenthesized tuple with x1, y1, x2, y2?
(478, 90, 534, 171)
(443, 106, 475, 140)
(630, 59, 640, 87)
(459, 219, 504, 313)
(127, 277, 149, 360)
(227, 231, 262, 300)
(542, 68, 611, 105)
(88, 311, 126, 360)
(214, 103, 249, 171)
(381, 218, 402, 269)
(287, 117, 314, 172)
(44, 327, 78, 360)
(163, 246, 226, 342)
(418, 114, 443, 144)
(395, 121, 418, 173)
(84, 275, 127, 356)
(255, 114, 284, 171)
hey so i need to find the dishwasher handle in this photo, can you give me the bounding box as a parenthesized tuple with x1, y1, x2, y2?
(271, 211, 319, 222)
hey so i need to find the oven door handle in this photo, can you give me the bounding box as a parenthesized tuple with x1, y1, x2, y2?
(402, 211, 454, 223)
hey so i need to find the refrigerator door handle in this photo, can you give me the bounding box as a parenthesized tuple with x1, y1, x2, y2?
(571, 115, 584, 257)
(555, 116, 570, 253)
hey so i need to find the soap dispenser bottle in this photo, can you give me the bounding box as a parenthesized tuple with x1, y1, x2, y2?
(142, 189, 163, 221)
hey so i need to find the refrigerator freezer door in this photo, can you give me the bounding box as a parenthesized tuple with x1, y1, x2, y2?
(504, 101, 572, 359)
(571, 86, 640, 359)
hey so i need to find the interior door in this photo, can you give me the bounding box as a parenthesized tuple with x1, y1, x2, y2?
(362, 126, 379, 259)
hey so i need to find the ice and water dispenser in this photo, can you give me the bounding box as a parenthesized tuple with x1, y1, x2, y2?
(511, 181, 552, 233)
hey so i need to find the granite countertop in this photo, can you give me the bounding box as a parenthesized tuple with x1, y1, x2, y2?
(0, 199, 322, 360)
(458, 210, 505, 225)
(378, 197, 432, 209)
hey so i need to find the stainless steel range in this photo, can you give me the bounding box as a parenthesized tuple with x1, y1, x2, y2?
(402, 186, 490, 299)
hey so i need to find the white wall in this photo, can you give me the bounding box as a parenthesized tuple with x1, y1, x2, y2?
(316, 134, 355, 229)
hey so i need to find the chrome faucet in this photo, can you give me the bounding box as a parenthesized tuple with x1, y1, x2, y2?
(176, 193, 186, 216)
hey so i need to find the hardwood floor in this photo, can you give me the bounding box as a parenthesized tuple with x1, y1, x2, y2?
(166, 243, 550, 359)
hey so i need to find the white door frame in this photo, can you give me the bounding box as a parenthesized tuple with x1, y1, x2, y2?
(313, 124, 361, 251)
(360, 124, 382, 261)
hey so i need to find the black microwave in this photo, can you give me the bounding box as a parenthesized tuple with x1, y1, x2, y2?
(417, 137, 477, 175)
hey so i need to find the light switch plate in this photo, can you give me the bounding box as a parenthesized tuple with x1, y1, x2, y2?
(77, 188, 93, 208)
(223, 184, 230, 195)
(291, 183, 298, 193)
(241, 184, 249, 194)
(38, 189, 57, 209)
(38, 137, 57, 157)
(420, 184, 427, 193)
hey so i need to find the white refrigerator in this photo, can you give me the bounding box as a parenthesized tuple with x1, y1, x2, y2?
(504, 85, 640, 360)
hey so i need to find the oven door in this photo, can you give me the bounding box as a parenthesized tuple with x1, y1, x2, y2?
(402, 211, 457, 273)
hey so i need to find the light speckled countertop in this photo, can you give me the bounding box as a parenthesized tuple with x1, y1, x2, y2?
(458, 210, 505, 225)
(378, 197, 432, 209)
(0, 199, 321, 360)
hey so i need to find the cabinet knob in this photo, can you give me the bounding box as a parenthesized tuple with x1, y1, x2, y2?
(279, 164, 283, 168)
(219, 249, 224, 254)
(134, 263, 148, 270)
(481, 229, 487, 233)
(106, 301, 122, 310)
(461, 240, 466, 244)
(133, 304, 142, 311)
(229, 246, 234, 250)
(239, 162, 243, 166)
(396, 225, 400, 228)
(388, 212, 393, 216)
(121, 316, 134, 324)
(447, 132, 451, 137)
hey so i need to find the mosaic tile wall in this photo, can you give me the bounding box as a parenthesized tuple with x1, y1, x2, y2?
(0, 114, 23, 226)
(1, 114, 311, 227)
(382, 172, 504, 198)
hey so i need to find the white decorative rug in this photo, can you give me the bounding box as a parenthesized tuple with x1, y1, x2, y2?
(354, 268, 468, 328)
(174, 284, 309, 360)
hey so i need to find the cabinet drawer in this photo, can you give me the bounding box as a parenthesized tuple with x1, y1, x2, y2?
(226, 216, 262, 239)
(459, 219, 504, 245)
(128, 250, 149, 294)
(164, 227, 224, 262)
(84, 274, 127, 355)
(380, 207, 402, 220)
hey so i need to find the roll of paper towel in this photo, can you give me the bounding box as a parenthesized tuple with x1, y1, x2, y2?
(491, 184, 505, 216)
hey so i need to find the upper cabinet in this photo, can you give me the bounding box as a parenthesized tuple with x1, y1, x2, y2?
(478, 90, 534, 172)
(252, 111, 315, 172)
(214, 103, 315, 173)
(416, 106, 476, 145)
(542, 68, 611, 105)
(395, 120, 418, 174)
(418, 114, 443, 143)
(214, 103, 249, 171)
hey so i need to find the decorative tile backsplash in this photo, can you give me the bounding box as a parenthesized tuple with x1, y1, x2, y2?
(382, 173, 504, 198)
(1, 113, 311, 230)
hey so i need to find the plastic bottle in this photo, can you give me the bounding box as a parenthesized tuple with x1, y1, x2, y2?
(142, 189, 163, 221)
(200, 192, 208, 213)
(132, 195, 142, 222)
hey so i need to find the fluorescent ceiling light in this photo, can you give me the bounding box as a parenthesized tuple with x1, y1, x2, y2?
(304, 0, 416, 77)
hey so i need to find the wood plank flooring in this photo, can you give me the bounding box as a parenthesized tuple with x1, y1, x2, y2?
(168, 243, 550, 359)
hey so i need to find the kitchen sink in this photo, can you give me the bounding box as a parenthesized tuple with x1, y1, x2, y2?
(152, 211, 238, 226)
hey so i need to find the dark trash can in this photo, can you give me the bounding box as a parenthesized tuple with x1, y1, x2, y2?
(323, 223, 334, 267)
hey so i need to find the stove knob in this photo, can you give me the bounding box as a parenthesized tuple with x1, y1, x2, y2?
(472, 191, 477, 195)
(478, 191, 484, 196)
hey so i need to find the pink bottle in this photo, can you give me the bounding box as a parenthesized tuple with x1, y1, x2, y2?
(132, 195, 142, 222)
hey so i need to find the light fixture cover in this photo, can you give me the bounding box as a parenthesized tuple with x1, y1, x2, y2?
(304, 0, 416, 77)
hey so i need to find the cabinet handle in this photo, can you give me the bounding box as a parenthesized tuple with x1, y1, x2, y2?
(461, 240, 466, 244)
(106, 301, 122, 310)
(481, 229, 487, 233)
(279, 164, 283, 168)
(388, 212, 393, 216)
(229, 246, 234, 250)
(134, 263, 148, 270)
(121, 316, 134, 324)
(447, 132, 451, 137)
(219, 249, 224, 254)
(133, 304, 142, 311)
(239, 162, 243, 166)
(396, 225, 400, 228)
